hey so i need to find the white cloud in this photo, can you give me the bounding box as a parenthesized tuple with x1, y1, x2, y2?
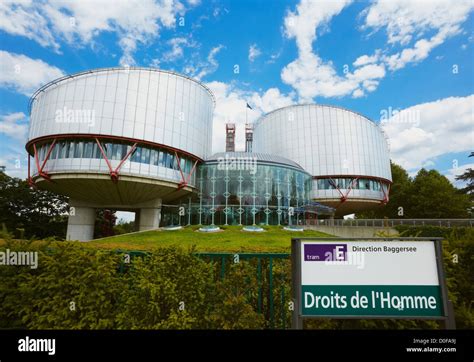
(0, 0, 192, 66)
(281, 0, 473, 100)
(185, 45, 224, 80)
(283, 0, 351, 54)
(266, 51, 282, 64)
(0, 50, 64, 96)
(162, 37, 198, 62)
(363, 0, 474, 70)
(0, 111, 29, 179)
(248, 43, 261, 62)
(381, 94, 474, 171)
(0, 153, 28, 179)
(383, 24, 461, 71)
(0, 0, 61, 52)
(0, 112, 28, 141)
(445, 162, 474, 188)
(281, 0, 388, 100)
(149, 58, 161, 68)
(353, 51, 380, 67)
(206, 81, 294, 153)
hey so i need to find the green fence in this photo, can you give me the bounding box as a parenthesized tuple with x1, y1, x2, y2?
(117, 250, 291, 329)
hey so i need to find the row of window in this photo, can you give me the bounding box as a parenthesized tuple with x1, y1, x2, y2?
(36, 140, 196, 174)
(316, 178, 384, 191)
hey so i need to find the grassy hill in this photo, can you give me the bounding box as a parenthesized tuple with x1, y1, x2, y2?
(84, 225, 332, 252)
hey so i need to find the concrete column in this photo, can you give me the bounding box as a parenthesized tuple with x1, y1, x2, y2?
(138, 198, 162, 231)
(66, 199, 96, 241)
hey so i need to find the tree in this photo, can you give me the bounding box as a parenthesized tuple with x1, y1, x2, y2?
(0, 171, 69, 239)
(455, 152, 474, 197)
(357, 162, 471, 218)
(94, 209, 117, 238)
(409, 169, 470, 218)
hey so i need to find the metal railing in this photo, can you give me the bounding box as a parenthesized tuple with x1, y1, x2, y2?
(196, 253, 290, 329)
(306, 219, 474, 227)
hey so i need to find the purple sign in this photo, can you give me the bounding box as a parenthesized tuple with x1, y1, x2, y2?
(304, 244, 347, 261)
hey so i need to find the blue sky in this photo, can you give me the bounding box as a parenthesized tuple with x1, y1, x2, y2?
(1, 0, 473, 187)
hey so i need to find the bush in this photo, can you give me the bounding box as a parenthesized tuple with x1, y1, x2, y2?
(395, 225, 470, 238)
(0, 231, 472, 330)
(115, 247, 216, 329)
(0, 242, 269, 329)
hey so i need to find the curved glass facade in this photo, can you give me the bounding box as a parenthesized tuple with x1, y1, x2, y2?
(161, 153, 315, 226)
(34, 139, 197, 186)
(316, 177, 383, 191)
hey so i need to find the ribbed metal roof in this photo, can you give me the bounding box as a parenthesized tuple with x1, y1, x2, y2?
(28, 67, 216, 114)
(205, 152, 306, 171)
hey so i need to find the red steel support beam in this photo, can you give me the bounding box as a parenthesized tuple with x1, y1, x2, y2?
(342, 177, 360, 202)
(95, 138, 114, 174)
(95, 138, 138, 183)
(174, 151, 186, 186)
(32, 140, 56, 182)
(328, 178, 345, 200)
(329, 177, 360, 203)
(177, 159, 199, 190)
(185, 160, 199, 185)
(114, 143, 137, 175)
(381, 183, 391, 204)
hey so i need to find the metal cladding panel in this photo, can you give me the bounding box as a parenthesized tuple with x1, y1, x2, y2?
(253, 104, 392, 181)
(28, 68, 214, 159)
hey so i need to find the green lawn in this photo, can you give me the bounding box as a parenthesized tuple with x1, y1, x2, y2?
(84, 225, 333, 252)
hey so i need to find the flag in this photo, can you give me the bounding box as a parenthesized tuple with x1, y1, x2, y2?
(246, 103, 253, 110)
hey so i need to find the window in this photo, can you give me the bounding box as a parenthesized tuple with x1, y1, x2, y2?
(68, 142, 75, 158)
(112, 144, 122, 160)
(92, 142, 101, 159)
(58, 142, 67, 159)
(38, 144, 46, 161)
(132, 147, 142, 163)
(158, 150, 164, 166)
(150, 149, 159, 166)
(105, 143, 113, 159)
(83, 142, 93, 158)
(74, 141, 84, 158)
(51, 143, 58, 159)
(173, 155, 179, 170)
(141, 147, 151, 164)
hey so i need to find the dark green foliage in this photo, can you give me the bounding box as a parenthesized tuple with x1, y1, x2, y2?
(394, 226, 474, 329)
(395, 225, 470, 238)
(455, 152, 474, 197)
(0, 171, 69, 239)
(94, 209, 117, 238)
(410, 169, 471, 218)
(0, 230, 471, 329)
(113, 220, 137, 235)
(358, 162, 471, 218)
(0, 241, 266, 329)
(115, 247, 217, 329)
